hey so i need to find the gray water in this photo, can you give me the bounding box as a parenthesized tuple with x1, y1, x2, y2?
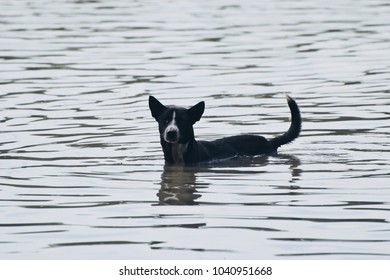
(1, 0, 389, 260)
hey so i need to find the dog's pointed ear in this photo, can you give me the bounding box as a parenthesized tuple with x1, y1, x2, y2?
(188, 101, 205, 124)
(149, 96, 167, 120)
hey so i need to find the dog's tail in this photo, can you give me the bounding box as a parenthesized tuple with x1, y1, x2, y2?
(270, 95, 302, 150)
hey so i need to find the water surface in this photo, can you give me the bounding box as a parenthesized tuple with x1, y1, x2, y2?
(1, 0, 390, 259)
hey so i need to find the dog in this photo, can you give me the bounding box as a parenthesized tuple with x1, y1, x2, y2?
(149, 95, 301, 165)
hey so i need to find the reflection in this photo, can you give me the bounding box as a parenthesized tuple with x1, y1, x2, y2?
(209, 154, 302, 190)
(158, 154, 302, 205)
(157, 165, 206, 205)
(278, 154, 302, 189)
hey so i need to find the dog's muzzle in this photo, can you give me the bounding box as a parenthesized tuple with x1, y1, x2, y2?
(164, 128, 179, 143)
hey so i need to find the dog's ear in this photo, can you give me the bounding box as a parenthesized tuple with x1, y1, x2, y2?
(149, 96, 167, 120)
(188, 101, 205, 124)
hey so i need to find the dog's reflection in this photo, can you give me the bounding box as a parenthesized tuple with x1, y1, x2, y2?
(157, 165, 205, 205)
(281, 154, 302, 189)
(157, 155, 301, 205)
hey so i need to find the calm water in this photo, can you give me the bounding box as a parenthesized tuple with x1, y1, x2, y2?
(1, 0, 389, 259)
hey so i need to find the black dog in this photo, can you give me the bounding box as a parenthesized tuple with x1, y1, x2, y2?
(149, 95, 301, 165)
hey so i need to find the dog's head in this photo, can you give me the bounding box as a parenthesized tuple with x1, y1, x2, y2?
(149, 96, 205, 144)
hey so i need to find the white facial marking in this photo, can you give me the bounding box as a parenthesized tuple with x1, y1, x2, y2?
(164, 111, 180, 143)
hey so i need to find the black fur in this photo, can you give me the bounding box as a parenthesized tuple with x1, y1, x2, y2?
(149, 96, 301, 165)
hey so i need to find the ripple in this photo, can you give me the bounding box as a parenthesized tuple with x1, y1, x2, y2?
(1, 0, 390, 260)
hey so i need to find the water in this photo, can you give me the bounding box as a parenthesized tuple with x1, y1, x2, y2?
(1, 0, 389, 259)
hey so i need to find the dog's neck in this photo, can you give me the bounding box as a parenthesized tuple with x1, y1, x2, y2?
(170, 142, 189, 164)
(161, 139, 195, 165)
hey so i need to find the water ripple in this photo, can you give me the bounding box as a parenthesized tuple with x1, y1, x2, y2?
(1, 0, 390, 259)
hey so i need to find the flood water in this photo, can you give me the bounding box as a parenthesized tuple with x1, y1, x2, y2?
(1, 0, 390, 259)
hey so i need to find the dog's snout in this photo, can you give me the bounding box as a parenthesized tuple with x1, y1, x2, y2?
(166, 130, 178, 140)
(165, 129, 179, 143)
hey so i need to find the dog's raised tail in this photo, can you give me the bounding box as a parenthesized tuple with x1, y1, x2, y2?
(270, 95, 302, 150)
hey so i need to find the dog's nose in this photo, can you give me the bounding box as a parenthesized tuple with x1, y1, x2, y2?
(166, 130, 178, 142)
